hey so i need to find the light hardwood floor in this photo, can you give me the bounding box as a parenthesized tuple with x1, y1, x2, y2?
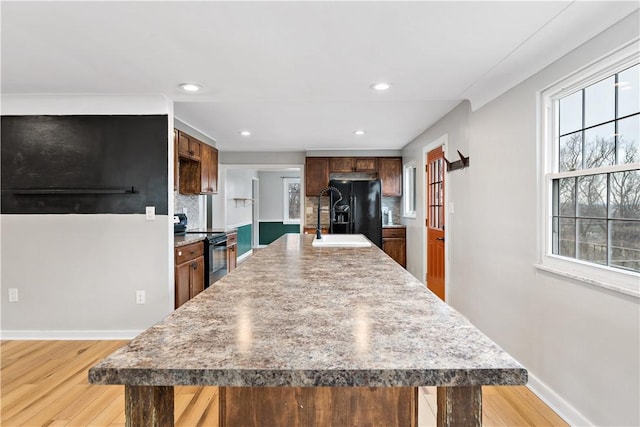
(1, 340, 568, 427)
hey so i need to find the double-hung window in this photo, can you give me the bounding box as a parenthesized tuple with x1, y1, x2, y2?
(539, 44, 639, 296)
(403, 162, 417, 218)
(283, 177, 301, 224)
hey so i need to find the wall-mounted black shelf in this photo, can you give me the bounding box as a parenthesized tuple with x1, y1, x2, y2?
(12, 186, 136, 195)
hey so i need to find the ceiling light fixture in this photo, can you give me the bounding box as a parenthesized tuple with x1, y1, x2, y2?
(179, 83, 202, 92)
(239, 130, 251, 136)
(353, 130, 366, 136)
(370, 82, 391, 91)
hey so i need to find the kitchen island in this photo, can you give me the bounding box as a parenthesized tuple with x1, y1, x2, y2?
(89, 233, 527, 426)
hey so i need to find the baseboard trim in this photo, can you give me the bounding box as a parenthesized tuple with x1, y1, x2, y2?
(237, 250, 253, 264)
(0, 330, 142, 340)
(527, 371, 593, 426)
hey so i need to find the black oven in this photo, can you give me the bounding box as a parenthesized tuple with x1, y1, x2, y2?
(204, 233, 227, 287)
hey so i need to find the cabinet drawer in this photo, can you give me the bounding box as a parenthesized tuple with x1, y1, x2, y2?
(175, 241, 204, 264)
(382, 227, 406, 238)
(227, 232, 238, 246)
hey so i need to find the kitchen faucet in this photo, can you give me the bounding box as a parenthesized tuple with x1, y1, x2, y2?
(316, 186, 342, 240)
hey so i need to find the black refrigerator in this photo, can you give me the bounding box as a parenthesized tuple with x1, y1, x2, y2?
(329, 179, 382, 248)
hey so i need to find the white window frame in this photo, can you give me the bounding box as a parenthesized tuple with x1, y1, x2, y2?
(283, 177, 301, 224)
(403, 161, 417, 218)
(536, 41, 640, 298)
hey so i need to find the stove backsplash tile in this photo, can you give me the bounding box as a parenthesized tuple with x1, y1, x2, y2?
(174, 191, 202, 230)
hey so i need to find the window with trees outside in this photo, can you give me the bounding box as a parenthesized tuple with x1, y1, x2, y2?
(540, 45, 639, 294)
(283, 177, 301, 224)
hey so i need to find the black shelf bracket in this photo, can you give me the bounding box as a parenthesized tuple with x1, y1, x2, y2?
(443, 150, 470, 172)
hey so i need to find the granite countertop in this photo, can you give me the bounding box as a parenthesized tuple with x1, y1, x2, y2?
(383, 224, 406, 228)
(90, 234, 526, 387)
(174, 228, 238, 247)
(174, 234, 207, 247)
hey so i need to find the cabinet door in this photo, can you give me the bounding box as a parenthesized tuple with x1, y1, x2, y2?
(383, 238, 406, 268)
(305, 157, 329, 196)
(227, 245, 237, 273)
(354, 157, 378, 172)
(189, 138, 201, 160)
(329, 157, 354, 173)
(210, 147, 218, 193)
(379, 157, 402, 196)
(173, 130, 179, 191)
(190, 256, 205, 298)
(200, 144, 212, 193)
(177, 131, 191, 158)
(175, 263, 191, 309)
(177, 131, 201, 161)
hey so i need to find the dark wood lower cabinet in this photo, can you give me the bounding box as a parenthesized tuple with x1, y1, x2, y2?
(219, 387, 417, 427)
(174, 242, 205, 309)
(383, 227, 406, 268)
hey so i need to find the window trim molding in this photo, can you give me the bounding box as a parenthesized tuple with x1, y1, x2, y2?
(282, 177, 301, 225)
(403, 161, 417, 218)
(536, 40, 640, 298)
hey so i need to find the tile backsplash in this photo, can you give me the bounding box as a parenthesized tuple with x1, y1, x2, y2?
(304, 196, 401, 227)
(174, 191, 202, 230)
(381, 197, 401, 225)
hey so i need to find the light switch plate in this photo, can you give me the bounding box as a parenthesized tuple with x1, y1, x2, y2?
(145, 206, 155, 220)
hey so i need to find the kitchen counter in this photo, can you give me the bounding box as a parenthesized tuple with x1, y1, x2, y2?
(90, 234, 526, 426)
(383, 223, 406, 228)
(174, 228, 238, 247)
(173, 233, 207, 247)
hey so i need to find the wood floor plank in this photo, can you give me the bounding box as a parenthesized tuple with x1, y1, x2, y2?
(1, 341, 567, 427)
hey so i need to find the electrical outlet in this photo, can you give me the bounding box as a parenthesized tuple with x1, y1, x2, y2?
(136, 290, 146, 305)
(145, 206, 155, 220)
(8, 288, 18, 302)
(182, 207, 188, 215)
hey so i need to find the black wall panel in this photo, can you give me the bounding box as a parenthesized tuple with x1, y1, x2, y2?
(1, 115, 169, 214)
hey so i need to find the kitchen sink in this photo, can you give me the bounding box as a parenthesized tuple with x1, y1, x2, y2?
(312, 234, 372, 247)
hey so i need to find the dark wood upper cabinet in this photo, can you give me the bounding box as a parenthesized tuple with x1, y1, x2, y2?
(173, 129, 179, 191)
(305, 157, 329, 196)
(354, 157, 378, 173)
(329, 157, 378, 173)
(379, 157, 402, 196)
(306, 156, 401, 197)
(177, 131, 201, 161)
(177, 129, 218, 195)
(329, 157, 354, 173)
(199, 143, 218, 194)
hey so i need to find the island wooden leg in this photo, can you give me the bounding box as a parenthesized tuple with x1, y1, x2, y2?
(125, 385, 174, 427)
(436, 385, 481, 427)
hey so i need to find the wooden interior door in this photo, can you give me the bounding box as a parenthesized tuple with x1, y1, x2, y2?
(426, 147, 445, 301)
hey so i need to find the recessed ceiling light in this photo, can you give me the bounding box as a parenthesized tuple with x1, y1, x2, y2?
(370, 82, 391, 91)
(239, 130, 251, 136)
(353, 130, 366, 136)
(179, 83, 202, 92)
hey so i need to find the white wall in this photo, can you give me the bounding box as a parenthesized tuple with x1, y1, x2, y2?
(401, 12, 639, 426)
(258, 171, 300, 221)
(0, 95, 174, 338)
(223, 168, 258, 229)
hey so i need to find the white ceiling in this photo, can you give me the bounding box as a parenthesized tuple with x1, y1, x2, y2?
(2, 1, 638, 152)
